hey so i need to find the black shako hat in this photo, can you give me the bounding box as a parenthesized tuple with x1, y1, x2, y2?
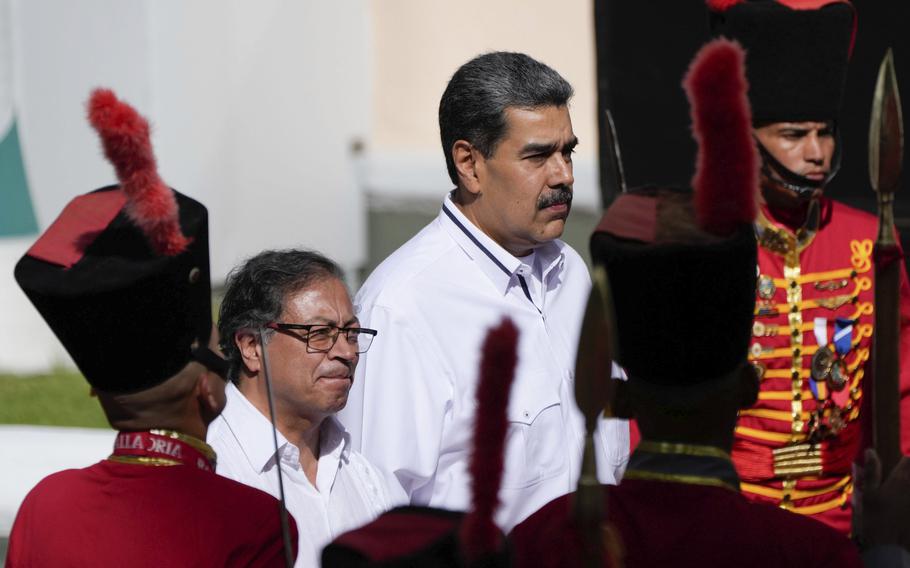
(591, 39, 760, 386)
(14, 89, 215, 393)
(591, 191, 757, 385)
(708, 0, 856, 125)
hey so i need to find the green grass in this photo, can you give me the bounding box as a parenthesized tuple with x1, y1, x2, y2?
(0, 369, 109, 428)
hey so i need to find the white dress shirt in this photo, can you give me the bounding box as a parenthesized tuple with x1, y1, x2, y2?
(208, 383, 392, 568)
(339, 193, 629, 531)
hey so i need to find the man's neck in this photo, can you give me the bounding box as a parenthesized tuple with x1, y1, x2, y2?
(237, 378, 324, 484)
(763, 200, 811, 231)
(280, 415, 322, 486)
(450, 191, 534, 257)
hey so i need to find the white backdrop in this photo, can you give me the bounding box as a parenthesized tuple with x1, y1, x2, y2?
(1, 0, 370, 372)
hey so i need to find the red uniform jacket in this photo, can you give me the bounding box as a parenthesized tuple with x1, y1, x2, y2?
(509, 442, 862, 568)
(5, 430, 296, 567)
(734, 198, 910, 534)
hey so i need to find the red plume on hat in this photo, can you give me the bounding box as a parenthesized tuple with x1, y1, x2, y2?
(87, 88, 190, 255)
(706, 0, 848, 11)
(460, 318, 519, 562)
(706, 0, 744, 10)
(683, 38, 758, 236)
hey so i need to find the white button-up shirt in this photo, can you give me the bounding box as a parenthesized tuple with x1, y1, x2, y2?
(208, 383, 392, 568)
(339, 193, 629, 531)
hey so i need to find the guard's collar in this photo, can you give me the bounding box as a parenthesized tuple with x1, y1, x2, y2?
(623, 440, 740, 492)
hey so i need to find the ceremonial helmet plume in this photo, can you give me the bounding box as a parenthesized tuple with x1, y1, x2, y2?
(15, 88, 216, 393)
(591, 38, 759, 385)
(87, 88, 190, 256)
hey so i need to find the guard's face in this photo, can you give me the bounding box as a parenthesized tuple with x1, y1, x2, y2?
(473, 105, 577, 256)
(754, 121, 835, 204)
(265, 277, 358, 421)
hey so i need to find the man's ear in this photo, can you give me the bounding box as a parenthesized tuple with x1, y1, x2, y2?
(196, 371, 225, 423)
(611, 379, 636, 419)
(737, 363, 760, 409)
(236, 331, 262, 376)
(452, 140, 482, 196)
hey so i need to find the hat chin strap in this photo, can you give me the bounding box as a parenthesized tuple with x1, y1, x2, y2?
(755, 132, 842, 200)
(191, 346, 228, 379)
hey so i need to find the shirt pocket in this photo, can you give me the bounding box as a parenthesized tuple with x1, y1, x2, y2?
(500, 374, 567, 489)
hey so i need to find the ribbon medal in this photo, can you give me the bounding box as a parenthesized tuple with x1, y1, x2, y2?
(809, 318, 832, 400)
(828, 318, 855, 405)
(758, 275, 777, 300)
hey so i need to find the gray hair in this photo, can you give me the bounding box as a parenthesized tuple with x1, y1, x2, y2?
(218, 249, 345, 383)
(438, 51, 574, 185)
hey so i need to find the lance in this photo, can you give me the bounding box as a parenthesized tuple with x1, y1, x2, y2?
(603, 109, 628, 199)
(258, 328, 296, 568)
(869, 49, 904, 479)
(572, 264, 622, 568)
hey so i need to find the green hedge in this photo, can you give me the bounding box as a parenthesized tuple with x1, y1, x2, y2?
(0, 369, 108, 428)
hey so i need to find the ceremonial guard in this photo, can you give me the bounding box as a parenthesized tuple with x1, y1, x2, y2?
(5, 89, 296, 567)
(708, 0, 910, 534)
(509, 38, 862, 567)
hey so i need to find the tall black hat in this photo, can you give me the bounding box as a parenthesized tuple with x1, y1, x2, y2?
(591, 39, 760, 386)
(14, 89, 218, 393)
(708, 0, 856, 125)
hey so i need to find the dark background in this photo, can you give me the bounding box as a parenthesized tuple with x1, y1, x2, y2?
(594, 0, 910, 246)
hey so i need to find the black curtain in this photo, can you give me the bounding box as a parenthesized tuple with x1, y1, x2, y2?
(595, 0, 910, 235)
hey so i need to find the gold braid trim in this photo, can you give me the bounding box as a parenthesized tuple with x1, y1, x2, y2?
(148, 429, 217, 462)
(740, 409, 812, 422)
(735, 426, 805, 444)
(635, 441, 731, 460)
(623, 469, 739, 493)
(740, 475, 851, 500)
(107, 455, 182, 467)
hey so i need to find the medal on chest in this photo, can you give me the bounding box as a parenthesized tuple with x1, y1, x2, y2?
(807, 318, 855, 439)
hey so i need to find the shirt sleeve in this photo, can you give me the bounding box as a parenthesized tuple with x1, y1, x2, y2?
(593, 363, 630, 484)
(345, 302, 454, 503)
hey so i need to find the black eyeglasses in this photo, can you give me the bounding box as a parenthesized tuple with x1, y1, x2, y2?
(266, 323, 378, 354)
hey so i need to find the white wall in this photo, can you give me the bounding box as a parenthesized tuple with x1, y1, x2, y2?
(1, 0, 370, 372)
(2, 0, 599, 373)
(365, 0, 600, 210)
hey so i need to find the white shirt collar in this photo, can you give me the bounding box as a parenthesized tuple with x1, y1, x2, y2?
(439, 192, 565, 295)
(222, 382, 350, 480)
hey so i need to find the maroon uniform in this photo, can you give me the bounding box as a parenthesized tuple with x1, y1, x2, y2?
(734, 200, 910, 533)
(510, 443, 862, 568)
(5, 430, 296, 568)
(10, 92, 297, 567)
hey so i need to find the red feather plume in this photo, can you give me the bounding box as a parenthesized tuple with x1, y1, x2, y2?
(86, 88, 190, 255)
(683, 38, 758, 236)
(705, 0, 745, 11)
(459, 318, 519, 562)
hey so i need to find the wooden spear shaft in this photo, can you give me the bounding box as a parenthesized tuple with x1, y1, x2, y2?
(869, 49, 904, 479)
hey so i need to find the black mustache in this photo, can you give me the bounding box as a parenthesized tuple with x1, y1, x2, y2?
(538, 187, 573, 209)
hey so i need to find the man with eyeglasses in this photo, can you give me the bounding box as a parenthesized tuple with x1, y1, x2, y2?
(208, 249, 396, 568)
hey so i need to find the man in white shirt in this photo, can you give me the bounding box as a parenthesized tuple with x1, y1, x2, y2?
(208, 249, 395, 568)
(339, 51, 629, 532)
